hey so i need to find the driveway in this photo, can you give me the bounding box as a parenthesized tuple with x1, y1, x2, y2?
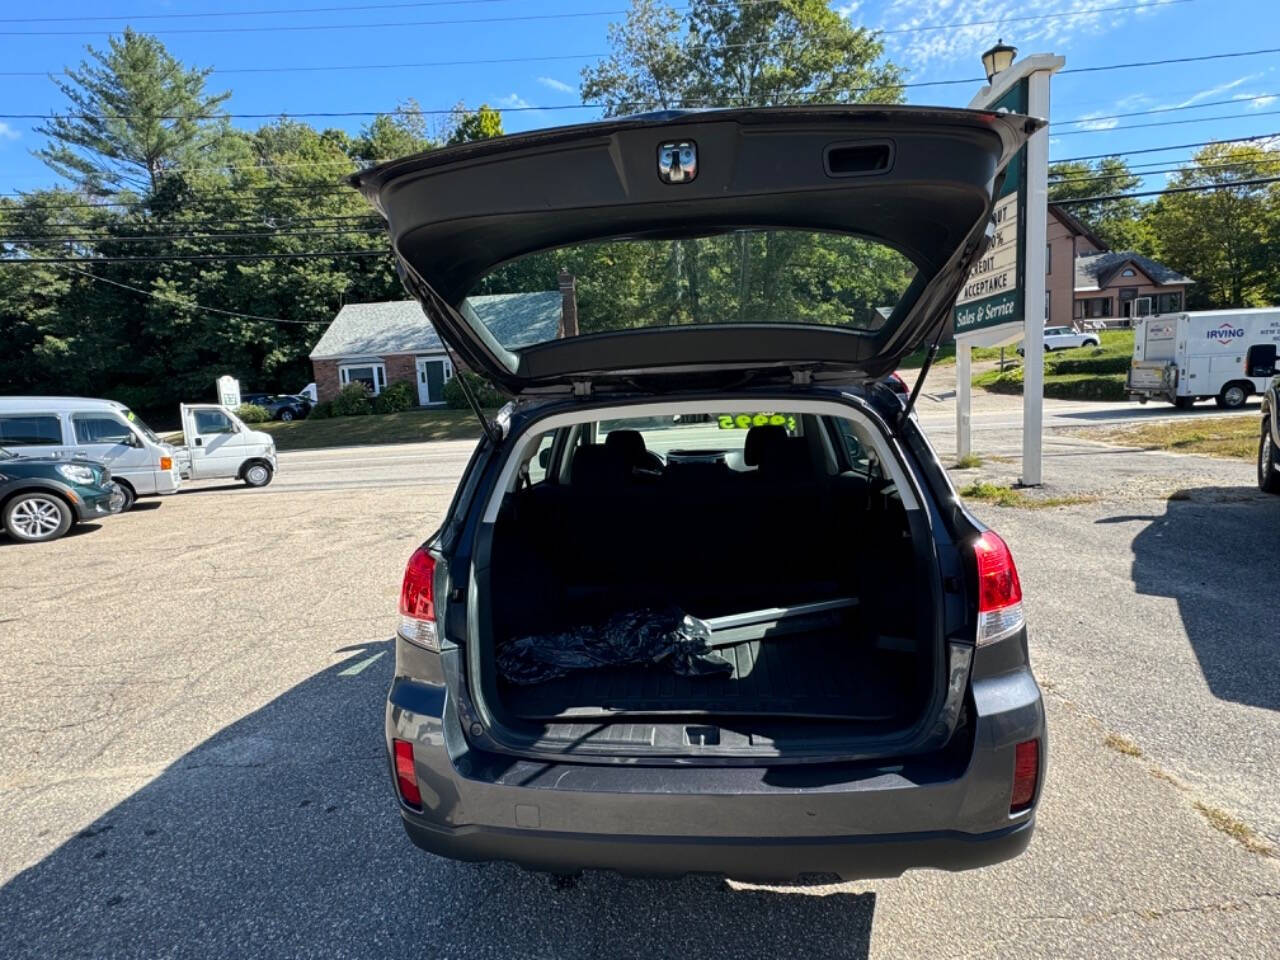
(1, 446, 1276, 958)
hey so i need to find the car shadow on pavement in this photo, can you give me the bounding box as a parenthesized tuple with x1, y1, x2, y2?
(1126, 487, 1280, 711)
(0, 641, 875, 960)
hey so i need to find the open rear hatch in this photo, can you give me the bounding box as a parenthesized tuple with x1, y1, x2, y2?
(352, 105, 1038, 394)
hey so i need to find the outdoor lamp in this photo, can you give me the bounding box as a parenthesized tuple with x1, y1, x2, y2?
(981, 39, 1018, 83)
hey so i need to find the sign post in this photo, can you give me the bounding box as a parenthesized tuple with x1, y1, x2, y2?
(216, 375, 241, 410)
(956, 53, 1063, 483)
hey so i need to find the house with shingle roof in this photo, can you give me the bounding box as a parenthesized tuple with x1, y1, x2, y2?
(310, 274, 575, 405)
(1046, 204, 1193, 328)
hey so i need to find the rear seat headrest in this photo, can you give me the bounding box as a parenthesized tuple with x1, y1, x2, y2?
(743, 425, 788, 467)
(570, 444, 621, 488)
(604, 429, 647, 465)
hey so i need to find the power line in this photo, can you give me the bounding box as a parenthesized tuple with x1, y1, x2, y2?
(1052, 131, 1280, 164)
(1055, 92, 1279, 126)
(2, 249, 390, 264)
(1049, 157, 1280, 185)
(1, 226, 384, 243)
(0, 0, 1187, 36)
(1052, 175, 1280, 205)
(0, 6, 643, 36)
(55, 264, 321, 324)
(1053, 107, 1280, 137)
(0, 0, 519, 23)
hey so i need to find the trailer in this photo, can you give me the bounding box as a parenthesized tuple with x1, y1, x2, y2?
(1127, 308, 1280, 409)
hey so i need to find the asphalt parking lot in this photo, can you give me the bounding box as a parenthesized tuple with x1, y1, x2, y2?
(2, 428, 1278, 958)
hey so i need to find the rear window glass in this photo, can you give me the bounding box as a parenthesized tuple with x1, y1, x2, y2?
(594, 412, 803, 471)
(466, 229, 917, 352)
(0, 415, 61, 445)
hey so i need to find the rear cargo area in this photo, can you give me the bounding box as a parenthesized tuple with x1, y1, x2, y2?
(475, 421, 941, 746)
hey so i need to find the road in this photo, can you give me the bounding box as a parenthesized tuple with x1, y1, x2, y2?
(1, 395, 1277, 958)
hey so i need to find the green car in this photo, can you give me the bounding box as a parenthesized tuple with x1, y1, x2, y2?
(0, 446, 125, 543)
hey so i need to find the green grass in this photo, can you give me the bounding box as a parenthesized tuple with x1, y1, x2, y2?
(971, 329, 1134, 401)
(1091, 417, 1258, 461)
(953, 452, 983, 469)
(959, 481, 1095, 509)
(256, 407, 486, 450)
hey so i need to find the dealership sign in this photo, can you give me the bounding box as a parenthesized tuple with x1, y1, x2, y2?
(954, 78, 1028, 338)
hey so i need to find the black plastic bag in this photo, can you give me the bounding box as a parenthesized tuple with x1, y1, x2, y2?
(497, 606, 734, 685)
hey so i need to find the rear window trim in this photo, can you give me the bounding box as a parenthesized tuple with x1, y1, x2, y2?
(481, 396, 920, 526)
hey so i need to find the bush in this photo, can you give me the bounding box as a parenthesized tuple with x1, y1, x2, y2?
(373, 379, 415, 414)
(331, 382, 373, 417)
(442, 371, 504, 410)
(308, 400, 333, 419)
(235, 403, 270, 423)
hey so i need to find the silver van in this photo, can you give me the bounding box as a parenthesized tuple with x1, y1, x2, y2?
(0, 397, 182, 510)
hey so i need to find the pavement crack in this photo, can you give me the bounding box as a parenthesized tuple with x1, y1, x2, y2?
(1019, 890, 1280, 926)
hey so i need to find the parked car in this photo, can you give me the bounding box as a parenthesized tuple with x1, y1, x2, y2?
(0, 445, 125, 542)
(358, 106, 1045, 881)
(262, 394, 311, 422)
(1260, 374, 1280, 494)
(297, 383, 318, 403)
(1016, 326, 1101, 356)
(0, 397, 181, 511)
(241, 393, 272, 408)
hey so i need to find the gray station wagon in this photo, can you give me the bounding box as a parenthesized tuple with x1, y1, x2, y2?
(354, 105, 1047, 881)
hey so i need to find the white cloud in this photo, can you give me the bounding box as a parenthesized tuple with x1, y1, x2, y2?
(496, 93, 533, 110)
(1243, 94, 1279, 109)
(1172, 74, 1256, 109)
(537, 76, 575, 94)
(837, 1, 864, 16)
(1072, 111, 1119, 131)
(873, 0, 1184, 72)
(0, 121, 19, 141)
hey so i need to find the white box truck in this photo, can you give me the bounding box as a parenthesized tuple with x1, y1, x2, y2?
(1127, 309, 1280, 409)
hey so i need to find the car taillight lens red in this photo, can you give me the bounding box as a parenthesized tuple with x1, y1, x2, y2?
(973, 530, 1025, 645)
(392, 738, 423, 809)
(1010, 738, 1040, 812)
(398, 545, 439, 650)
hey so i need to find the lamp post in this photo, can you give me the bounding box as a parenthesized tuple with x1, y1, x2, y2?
(981, 39, 1018, 83)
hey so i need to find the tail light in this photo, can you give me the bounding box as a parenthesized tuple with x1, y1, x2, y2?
(392, 738, 423, 809)
(398, 545, 440, 651)
(973, 530, 1024, 645)
(1010, 739, 1040, 812)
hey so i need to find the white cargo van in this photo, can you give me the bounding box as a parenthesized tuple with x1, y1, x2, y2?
(174, 403, 277, 487)
(0, 397, 181, 510)
(1128, 309, 1280, 409)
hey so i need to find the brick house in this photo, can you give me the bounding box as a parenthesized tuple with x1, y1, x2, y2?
(310, 274, 577, 405)
(1046, 204, 1193, 327)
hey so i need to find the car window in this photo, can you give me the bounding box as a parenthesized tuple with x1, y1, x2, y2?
(73, 415, 134, 445)
(526, 433, 556, 484)
(832, 418, 886, 483)
(0, 415, 62, 445)
(467, 230, 918, 351)
(194, 410, 235, 435)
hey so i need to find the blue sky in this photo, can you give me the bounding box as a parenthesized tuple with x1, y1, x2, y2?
(0, 0, 1275, 193)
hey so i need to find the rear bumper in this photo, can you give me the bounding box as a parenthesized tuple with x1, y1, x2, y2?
(400, 813, 1033, 881)
(385, 643, 1045, 881)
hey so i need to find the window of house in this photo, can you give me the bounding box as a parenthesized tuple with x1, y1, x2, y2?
(0, 415, 62, 445)
(1075, 297, 1112, 319)
(1156, 292, 1182, 313)
(1121, 268, 1136, 277)
(72, 415, 134, 445)
(1046, 243, 1052, 274)
(339, 363, 386, 396)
